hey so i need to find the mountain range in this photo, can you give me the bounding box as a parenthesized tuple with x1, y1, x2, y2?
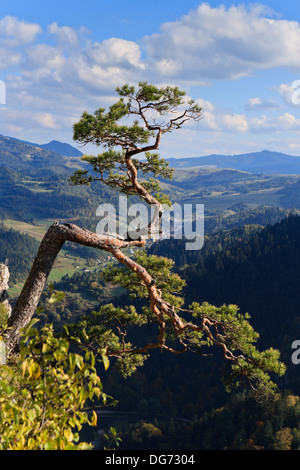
(0, 134, 84, 177)
(3, 133, 300, 221)
(2, 133, 300, 176)
(0, 134, 83, 160)
(167, 150, 300, 175)
(38, 140, 83, 157)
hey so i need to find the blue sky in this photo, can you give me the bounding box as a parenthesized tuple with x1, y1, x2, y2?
(1, 0, 300, 158)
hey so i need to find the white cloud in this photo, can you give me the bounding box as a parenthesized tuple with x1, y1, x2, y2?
(195, 98, 216, 112)
(0, 107, 58, 135)
(0, 16, 42, 44)
(0, 23, 148, 140)
(220, 113, 249, 133)
(143, 4, 300, 81)
(0, 16, 42, 70)
(276, 113, 300, 131)
(86, 38, 144, 69)
(246, 97, 280, 110)
(48, 22, 79, 47)
(277, 82, 300, 108)
(187, 106, 300, 135)
(242, 113, 300, 133)
(0, 46, 21, 69)
(36, 112, 58, 129)
(23, 44, 66, 82)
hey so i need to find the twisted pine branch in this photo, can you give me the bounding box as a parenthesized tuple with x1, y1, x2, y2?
(4, 223, 144, 356)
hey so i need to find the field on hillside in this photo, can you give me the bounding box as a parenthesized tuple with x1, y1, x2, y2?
(180, 186, 284, 209)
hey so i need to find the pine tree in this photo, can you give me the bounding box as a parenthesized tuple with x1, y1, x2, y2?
(2, 83, 286, 405)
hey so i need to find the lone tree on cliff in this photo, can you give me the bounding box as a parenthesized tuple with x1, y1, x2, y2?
(3, 82, 285, 396)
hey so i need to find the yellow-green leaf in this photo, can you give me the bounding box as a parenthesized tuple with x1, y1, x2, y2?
(91, 410, 97, 427)
(49, 291, 65, 304)
(101, 354, 110, 371)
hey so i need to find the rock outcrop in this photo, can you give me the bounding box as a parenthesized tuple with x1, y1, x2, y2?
(0, 264, 11, 319)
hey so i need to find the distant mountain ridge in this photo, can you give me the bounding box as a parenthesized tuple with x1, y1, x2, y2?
(167, 150, 300, 175)
(0, 134, 84, 177)
(0, 134, 66, 173)
(40, 140, 83, 157)
(0, 134, 83, 158)
(2, 132, 300, 177)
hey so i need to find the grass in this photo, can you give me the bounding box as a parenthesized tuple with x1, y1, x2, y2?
(17, 182, 53, 193)
(3, 218, 52, 240)
(178, 186, 283, 210)
(48, 254, 88, 283)
(9, 253, 100, 298)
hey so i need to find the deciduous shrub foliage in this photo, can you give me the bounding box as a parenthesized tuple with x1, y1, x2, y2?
(0, 321, 104, 450)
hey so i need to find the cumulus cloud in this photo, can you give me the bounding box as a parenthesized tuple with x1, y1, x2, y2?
(246, 97, 281, 110)
(195, 98, 216, 112)
(0, 16, 42, 70)
(86, 38, 144, 69)
(0, 16, 42, 45)
(70, 38, 146, 92)
(221, 113, 249, 133)
(0, 46, 21, 69)
(36, 112, 58, 129)
(0, 106, 58, 136)
(188, 100, 300, 135)
(226, 112, 300, 134)
(48, 22, 79, 47)
(143, 3, 300, 81)
(277, 82, 300, 108)
(0, 16, 149, 140)
(276, 113, 300, 131)
(23, 44, 66, 83)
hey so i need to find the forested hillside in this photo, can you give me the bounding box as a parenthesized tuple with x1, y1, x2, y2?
(92, 214, 300, 450)
(118, 392, 300, 450)
(152, 214, 300, 380)
(181, 215, 300, 390)
(149, 206, 293, 266)
(0, 224, 39, 284)
(0, 135, 68, 175)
